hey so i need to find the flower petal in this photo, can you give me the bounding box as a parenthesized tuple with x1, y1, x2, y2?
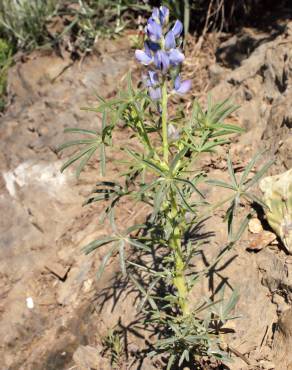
(154, 50, 170, 73)
(149, 87, 161, 100)
(165, 30, 176, 50)
(175, 79, 192, 95)
(152, 7, 159, 21)
(135, 50, 152, 65)
(172, 20, 183, 37)
(147, 18, 162, 42)
(174, 75, 181, 90)
(148, 70, 159, 86)
(159, 6, 169, 25)
(146, 40, 160, 52)
(168, 123, 180, 140)
(169, 48, 185, 66)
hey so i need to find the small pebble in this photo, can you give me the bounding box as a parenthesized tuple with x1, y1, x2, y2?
(248, 218, 263, 234)
(26, 297, 34, 309)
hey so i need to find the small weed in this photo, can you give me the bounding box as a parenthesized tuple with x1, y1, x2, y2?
(0, 0, 58, 50)
(102, 328, 124, 369)
(0, 37, 12, 112)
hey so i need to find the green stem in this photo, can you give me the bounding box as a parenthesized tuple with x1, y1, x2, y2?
(161, 79, 168, 163)
(169, 192, 190, 316)
(160, 77, 189, 315)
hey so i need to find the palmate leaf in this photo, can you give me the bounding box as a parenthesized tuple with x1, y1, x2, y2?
(239, 149, 265, 186)
(57, 138, 98, 151)
(83, 218, 147, 279)
(227, 152, 238, 188)
(182, 127, 230, 155)
(207, 151, 273, 240)
(118, 239, 126, 277)
(60, 144, 98, 175)
(83, 236, 118, 255)
(169, 146, 189, 174)
(243, 158, 274, 190)
(174, 183, 196, 214)
(57, 126, 106, 178)
(153, 182, 168, 217)
(127, 238, 151, 252)
(83, 180, 127, 206)
(129, 274, 158, 310)
(138, 276, 161, 311)
(63, 127, 98, 135)
(166, 353, 176, 370)
(210, 286, 239, 323)
(231, 212, 253, 244)
(206, 179, 235, 191)
(193, 96, 240, 131)
(76, 146, 96, 178)
(244, 192, 267, 209)
(174, 177, 204, 198)
(207, 96, 239, 123)
(179, 349, 190, 367)
(96, 244, 117, 280)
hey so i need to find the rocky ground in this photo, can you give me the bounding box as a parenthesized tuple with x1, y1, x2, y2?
(0, 14, 292, 370)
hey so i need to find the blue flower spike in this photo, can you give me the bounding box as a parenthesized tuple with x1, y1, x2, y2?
(135, 6, 190, 101)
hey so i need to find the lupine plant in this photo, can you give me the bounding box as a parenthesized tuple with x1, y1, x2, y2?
(58, 5, 272, 368)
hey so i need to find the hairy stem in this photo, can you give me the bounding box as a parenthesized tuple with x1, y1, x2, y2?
(161, 79, 168, 163)
(169, 192, 190, 315)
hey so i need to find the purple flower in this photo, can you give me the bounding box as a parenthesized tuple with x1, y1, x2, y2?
(147, 71, 159, 87)
(143, 71, 161, 101)
(165, 30, 176, 50)
(135, 6, 190, 92)
(169, 49, 185, 66)
(154, 50, 170, 74)
(135, 51, 152, 65)
(172, 20, 183, 37)
(168, 123, 180, 140)
(146, 18, 162, 42)
(152, 6, 169, 26)
(152, 7, 159, 20)
(159, 6, 169, 25)
(149, 87, 161, 100)
(135, 42, 153, 65)
(174, 75, 192, 95)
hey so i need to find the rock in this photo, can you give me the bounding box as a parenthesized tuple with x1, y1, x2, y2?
(272, 294, 290, 314)
(256, 249, 292, 305)
(273, 308, 292, 370)
(73, 345, 110, 370)
(223, 252, 277, 354)
(56, 257, 93, 306)
(211, 22, 292, 171)
(26, 297, 34, 309)
(258, 360, 275, 369)
(260, 169, 292, 254)
(256, 249, 288, 292)
(248, 218, 264, 234)
(45, 260, 71, 280)
(247, 230, 277, 251)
